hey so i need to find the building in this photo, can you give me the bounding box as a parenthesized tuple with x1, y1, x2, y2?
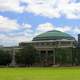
(19, 30, 76, 66)
(0, 30, 76, 66)
(20, 30, 75, 49)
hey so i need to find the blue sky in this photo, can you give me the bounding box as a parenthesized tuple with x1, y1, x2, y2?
(0, 0, 80, 46)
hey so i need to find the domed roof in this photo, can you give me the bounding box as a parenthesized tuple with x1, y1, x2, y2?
(33, 30, 75, 41)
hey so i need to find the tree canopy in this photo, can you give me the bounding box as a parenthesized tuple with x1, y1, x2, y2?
(15, 44, 38, 66)
(0, 49, 12, 66)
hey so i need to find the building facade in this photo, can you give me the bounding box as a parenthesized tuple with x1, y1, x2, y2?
(19, 30, 76, 66)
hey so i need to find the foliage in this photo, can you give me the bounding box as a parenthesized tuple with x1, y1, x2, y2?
(15, 44, 38, 66)
(0, 49, 12, 66)
(56, 48, 72, 65)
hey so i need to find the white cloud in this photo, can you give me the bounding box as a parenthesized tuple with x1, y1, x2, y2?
(0, 16, 33, 32)
(36, 22, 72, 33)
(55, 26, 72, 32)
(59, 2, 80, 19)
(0, 21, 80, 46)
(0, 33, 33, 46)
(0, 0, 80, 19)
(24, 0, 60, 18)
(0, 16, 20, 31)
(23, 0, 80, 19)
(72, 27, 80, 33)
(0, 0, 24, 13)
(0, 15, 34, 46)
(36, 23, 54, 33)
(22, 23, 32, 29)
(0, 25, 34, 46)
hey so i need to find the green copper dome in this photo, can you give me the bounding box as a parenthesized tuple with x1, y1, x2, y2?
(33, 30, 75, 41)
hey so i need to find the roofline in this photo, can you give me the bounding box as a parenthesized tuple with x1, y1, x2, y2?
(20, 40, 75, 43)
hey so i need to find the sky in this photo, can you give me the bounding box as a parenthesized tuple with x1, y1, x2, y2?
(0, 0, 80, 46)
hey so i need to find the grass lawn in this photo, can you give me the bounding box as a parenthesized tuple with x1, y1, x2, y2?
(0, 67, 80, 80)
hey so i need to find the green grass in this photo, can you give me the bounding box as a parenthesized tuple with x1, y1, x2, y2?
(0, 67, 80, 80)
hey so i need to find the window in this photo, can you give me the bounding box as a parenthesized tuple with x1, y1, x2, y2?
(40, 43, 44, 46)
(61, 41, 71, 46)
(52, 42, 56, 45)
(41, 51, 46, 53)
(46, 43, 50, 45)
(48, 51, 53, 55)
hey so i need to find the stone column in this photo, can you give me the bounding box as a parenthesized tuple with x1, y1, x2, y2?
(58, 41, 61, 48)
(45, 50, 48, 66)
(10, 49, 16, 66)
(53, 49, 56, 65)
(39, 50, 41, 66)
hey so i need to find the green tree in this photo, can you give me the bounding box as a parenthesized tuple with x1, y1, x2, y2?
(56, 48, 72, 66)
(0, 49, 12, 66)
(73, 48, 80, 65)
(15, 44, 38, 66)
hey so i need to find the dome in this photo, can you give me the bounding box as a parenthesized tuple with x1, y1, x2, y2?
(33, 30, 75, 41)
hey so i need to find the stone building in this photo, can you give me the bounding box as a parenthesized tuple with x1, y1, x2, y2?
(0, 30, 76, 66)
(19, 30, 76, 66)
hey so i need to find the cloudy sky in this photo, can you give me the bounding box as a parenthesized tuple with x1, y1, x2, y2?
(0, 0, 80, 46)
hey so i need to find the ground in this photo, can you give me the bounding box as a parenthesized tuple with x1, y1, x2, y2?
(0, 67, 80, 80)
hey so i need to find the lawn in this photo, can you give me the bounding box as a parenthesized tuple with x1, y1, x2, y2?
(0, 67, 80, 80)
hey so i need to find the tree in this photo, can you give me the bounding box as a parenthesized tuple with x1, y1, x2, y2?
(56, 48, 72, 66)
(15, 44, 38, 66)
(73, 48, 80, 65)
(0, 49, 12, 66)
